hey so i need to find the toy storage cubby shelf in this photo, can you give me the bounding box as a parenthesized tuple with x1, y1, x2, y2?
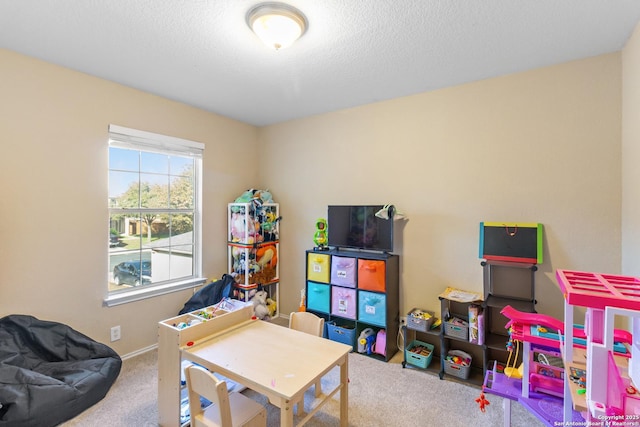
(482, 259, 537, 372)
(305, 248, 399, 362)
(228, 202, 279, 316)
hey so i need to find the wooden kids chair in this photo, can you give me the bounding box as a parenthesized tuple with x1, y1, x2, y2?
(288, 311, 325, 413)
(184, 365, 266, 427)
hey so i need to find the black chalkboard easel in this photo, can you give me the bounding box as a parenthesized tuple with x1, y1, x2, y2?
(479, 222, 543, 264)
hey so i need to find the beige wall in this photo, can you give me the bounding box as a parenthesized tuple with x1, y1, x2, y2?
(0, 49, 259, 355)
(622, 23, 640, 277)
(261, 53, 622, 322)
(1, 46, 627, 356)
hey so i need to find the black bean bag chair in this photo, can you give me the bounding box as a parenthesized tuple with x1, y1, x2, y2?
(0, 314, 122, 426)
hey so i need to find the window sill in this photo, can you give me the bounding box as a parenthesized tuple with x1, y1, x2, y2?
(104, 277, 207, 307)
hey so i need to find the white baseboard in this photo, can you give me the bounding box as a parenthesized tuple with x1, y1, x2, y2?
(121, 343, 158, 360)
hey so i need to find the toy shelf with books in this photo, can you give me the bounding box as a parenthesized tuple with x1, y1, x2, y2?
(228, 201, 280, 315)
(305, 247, 399, 362)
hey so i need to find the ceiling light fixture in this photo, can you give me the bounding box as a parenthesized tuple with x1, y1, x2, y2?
(247, 2, 307, 50)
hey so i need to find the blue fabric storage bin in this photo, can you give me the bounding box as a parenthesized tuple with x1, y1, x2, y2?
(358, 290, 387, 327)
(307, 281, 330, 313)
(326, 322, 356, 347)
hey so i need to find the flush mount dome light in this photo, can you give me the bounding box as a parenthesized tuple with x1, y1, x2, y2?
(247, 2, 307, 50)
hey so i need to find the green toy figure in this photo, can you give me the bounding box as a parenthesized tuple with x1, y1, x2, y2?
(314, 218, 328, 250)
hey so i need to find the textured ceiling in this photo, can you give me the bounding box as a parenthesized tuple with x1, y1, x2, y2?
(2, 0, 640, 126)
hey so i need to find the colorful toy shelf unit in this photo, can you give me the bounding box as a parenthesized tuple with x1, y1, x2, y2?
(479, 222, 543, 264)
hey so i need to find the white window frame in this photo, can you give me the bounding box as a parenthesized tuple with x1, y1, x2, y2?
(104, 124, 206, 307)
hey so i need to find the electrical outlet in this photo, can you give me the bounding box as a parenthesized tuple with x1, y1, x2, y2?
(400, 316, 407, 325)
(110, 325, 121, 342)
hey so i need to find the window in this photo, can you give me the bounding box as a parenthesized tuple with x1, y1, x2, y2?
(106, 125, 205, 306)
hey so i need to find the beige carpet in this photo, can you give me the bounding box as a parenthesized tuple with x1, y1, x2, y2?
(61, 341, 545, 427)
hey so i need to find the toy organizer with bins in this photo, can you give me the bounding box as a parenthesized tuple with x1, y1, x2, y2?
(402, 299, 485, 385)
(434, 262, 537, 386)
(228, 202, 279, 316)
(305, 248, 399, 362)
(439, 296, 486, 385)
(157, 300, 253, 427)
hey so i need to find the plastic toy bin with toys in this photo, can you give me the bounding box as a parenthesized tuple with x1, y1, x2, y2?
(444, 316, 469, 340)
(444, 349, 472, 380)
(406, 308, 434, 333)
(405, 340, 434, 369)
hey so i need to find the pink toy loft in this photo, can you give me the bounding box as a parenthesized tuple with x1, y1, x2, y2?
(499, 304, 632, 405)
(556, 269, 640, 422)
(487, 269, 640, 426)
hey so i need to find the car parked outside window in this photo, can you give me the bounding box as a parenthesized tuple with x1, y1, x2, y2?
(113, 261, 151, 286)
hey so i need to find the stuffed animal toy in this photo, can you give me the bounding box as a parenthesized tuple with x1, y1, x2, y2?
(259, 209, 281, 241)
(256, 189, 273, 204)
(230, 211, 264, 244)
(233, 189, 274, 210)
(250, 290, 270, 320)
(266, 297, 277, 317)
(256, 243, 277, 269)
(230, 212, 245, 242)
(232, 189, 256, 207)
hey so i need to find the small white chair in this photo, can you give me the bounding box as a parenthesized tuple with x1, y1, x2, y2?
(289, 311, 325, 413)
(184, 364, 266, 427)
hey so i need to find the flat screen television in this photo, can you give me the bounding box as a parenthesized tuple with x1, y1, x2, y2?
(327, 205, 394, 252)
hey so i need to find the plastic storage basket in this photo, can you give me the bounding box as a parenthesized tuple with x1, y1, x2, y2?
(406, 308, 434, 333)
(444, 317, 469, 340)
(405, 340, 434, 369)
(444, 350, 472, 380)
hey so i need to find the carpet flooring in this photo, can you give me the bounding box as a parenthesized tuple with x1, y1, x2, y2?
(61, 339, 547, 426)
